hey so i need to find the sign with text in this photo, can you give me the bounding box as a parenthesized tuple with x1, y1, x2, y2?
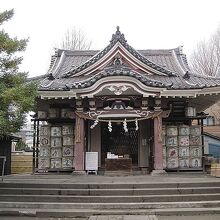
(85, 152, 98, 171)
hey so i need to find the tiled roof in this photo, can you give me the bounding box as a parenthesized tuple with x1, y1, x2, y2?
(205, 102, 220, 119)
(203, 125, 220, 140)
(38, 27, 220, 91)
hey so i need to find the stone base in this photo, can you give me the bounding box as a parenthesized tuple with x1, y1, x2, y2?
(72, 171, 86, 175)
(151, 169, 168, 176)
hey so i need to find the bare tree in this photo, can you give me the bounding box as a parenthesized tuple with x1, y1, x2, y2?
(60, 27, 92, 50)
(189, 26, 220, 77)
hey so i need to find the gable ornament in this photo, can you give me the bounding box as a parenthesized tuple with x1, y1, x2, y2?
(106, 85, 131, 95)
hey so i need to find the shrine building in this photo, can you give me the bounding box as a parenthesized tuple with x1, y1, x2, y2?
(34, 27, 220, 175)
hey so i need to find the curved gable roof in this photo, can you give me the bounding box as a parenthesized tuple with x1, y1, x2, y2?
(38, 27, 220, 93)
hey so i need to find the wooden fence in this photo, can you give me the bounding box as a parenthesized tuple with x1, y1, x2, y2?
(11, 152, 32, 174)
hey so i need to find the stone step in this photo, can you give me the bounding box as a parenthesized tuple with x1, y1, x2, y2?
(1, 176, 220, 218)
(89, 215, 158, 220)
(0, 193, 220, 203)
(1, 181, 220, 189)
(1, 186, 220, 196)
(0, 200, 220, 209)
(1, 207, 220, 218)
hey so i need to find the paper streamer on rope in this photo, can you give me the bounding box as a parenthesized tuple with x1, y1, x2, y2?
(90, 120, 98, 129)
(74, 110, 171, 134)
(123, 119, 128, 132)
(135, 118, 139, 131)
(108, 120, 112, 132)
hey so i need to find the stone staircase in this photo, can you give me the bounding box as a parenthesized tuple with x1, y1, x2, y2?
(0, 181, 220, 218)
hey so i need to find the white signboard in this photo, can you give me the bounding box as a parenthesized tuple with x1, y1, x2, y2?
(86, 152, 98, 171)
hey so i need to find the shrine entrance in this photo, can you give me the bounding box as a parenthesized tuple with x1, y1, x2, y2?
(101, 122, 139, 166)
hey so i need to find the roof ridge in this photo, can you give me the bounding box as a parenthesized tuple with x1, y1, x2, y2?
(171, 48, 187, 75)
(56, 49, 99, 56)
(52, 51, 66, 78)
(138, 48, 176, 54)
(174, 46, 191, 72)
(45, 48, 59, 79)
(56, 48, 177, 55)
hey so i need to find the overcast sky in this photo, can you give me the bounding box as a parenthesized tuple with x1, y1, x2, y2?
(1, 0, 220, 77)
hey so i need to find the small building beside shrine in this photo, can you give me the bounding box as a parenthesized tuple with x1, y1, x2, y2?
(34, 27, 220, 175)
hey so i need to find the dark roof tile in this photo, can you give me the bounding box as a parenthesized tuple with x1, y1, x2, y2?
(37, 28, 220, 91)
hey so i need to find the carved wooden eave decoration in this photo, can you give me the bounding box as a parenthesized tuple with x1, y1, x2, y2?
(73, 77, 165, 98)
(75, 109, 166, 122)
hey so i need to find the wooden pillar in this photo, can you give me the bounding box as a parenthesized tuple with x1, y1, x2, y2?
(154, 115, 163, 169)
(74, 116, 85, 171)
(151, 113, 167, 176)
(32, 120, 36, 174)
